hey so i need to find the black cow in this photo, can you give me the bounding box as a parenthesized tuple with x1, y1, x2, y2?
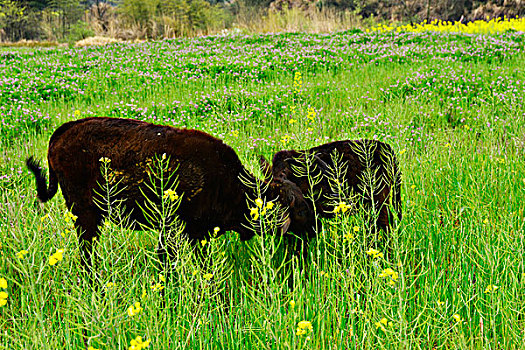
(27, 117, 316, 269)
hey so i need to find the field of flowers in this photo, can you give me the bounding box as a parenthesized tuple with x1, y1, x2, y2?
(1, 22, 525, 349)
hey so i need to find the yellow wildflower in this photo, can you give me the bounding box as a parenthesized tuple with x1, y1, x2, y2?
(129, 336, 150, 350)
(163, 189, 179, 202)
(366, 248, 383, 259)
(250, 207, 259, 221)
(151, 283, 164, 292)
(0, 278, 6, 289)
(88, 347, 99, 350)
(307, 107, 316, 121)
(0, 291, 7, 306)
(298, 321, 313, 330)
(255, 198, 264, 208)
(49, 249, 64, 266)
(127, 302, 143, 317)
(371, 17, 525, 35)
(265, 202, 274, 210)
(99, 157, 111, 164)
(74, 110, 81, 118)
(353, 226, 360, 232)
(200, 239, 207, 247)
(484, 284, 499, 293)
(399, 148, 406, 155)
(203, 273, 213, 280)
(64, 211, 77, 223)
(289, 300, 295, 308)
(379, 267, 399, 285)
(40, 213, 49, 222)
(452, 314, 462, 323)
(293, 71, 302, 94)
(378, 268, 396, 278)
(16, 250, 28, 259)
(289, 118, 297, 124)
(334, 201, 351, 214)
(281, 134, 290, 145)
(375, 317, 388, 331)
(296, 320, 313, 336)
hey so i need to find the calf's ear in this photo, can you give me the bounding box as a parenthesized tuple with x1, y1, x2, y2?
(281, 216, 291, 235)
(259, 155, 272, 181)
(287, 191, 296, 207)
(313, 154, 330, 173)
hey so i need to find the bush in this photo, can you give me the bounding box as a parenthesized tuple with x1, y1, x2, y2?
(66, 20, 94, 45)
(118, 0, 232, 38)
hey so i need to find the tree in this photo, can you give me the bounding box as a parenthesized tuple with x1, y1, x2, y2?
(48, 0, 84, 38)
(90, 0, 113, 32)
(0, 0, 29, 41)
(23, 0, 52, 11)
(119, 0, 160, 26)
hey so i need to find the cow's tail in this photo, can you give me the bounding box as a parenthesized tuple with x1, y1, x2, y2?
(26, 156, 58, 203)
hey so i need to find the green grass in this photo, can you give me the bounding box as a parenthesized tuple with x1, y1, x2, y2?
(1, 30, 525, 349)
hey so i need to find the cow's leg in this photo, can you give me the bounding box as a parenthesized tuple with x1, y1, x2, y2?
(156, 231, 177, 274)
(190, 234, 211, 268)
(374, 200, 396, 261)
(284, 235, 309, 289)
(376, 206, 392, 234)
(156, 229, 202, 282)
(73, 207, 102, 273)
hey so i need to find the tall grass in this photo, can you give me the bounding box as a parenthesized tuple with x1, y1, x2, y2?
(235, 8, 366, 34)
(0, 29, 524, 348)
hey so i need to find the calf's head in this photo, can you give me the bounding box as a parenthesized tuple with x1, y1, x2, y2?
(266, 177, 317, 238)
(260, 151, 335, 217)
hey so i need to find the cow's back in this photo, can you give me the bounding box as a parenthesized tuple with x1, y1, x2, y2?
(47, 117, 249, 235)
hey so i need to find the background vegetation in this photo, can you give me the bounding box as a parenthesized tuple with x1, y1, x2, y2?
(1, 23, 524, 348)
(1, 0, 525, 42)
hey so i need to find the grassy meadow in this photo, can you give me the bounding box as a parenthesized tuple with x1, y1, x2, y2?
(1, 27, 525, 349)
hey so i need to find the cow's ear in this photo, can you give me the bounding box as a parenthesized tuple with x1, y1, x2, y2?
(259, 155, 272, 181)
(281, 216, 291, 235)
